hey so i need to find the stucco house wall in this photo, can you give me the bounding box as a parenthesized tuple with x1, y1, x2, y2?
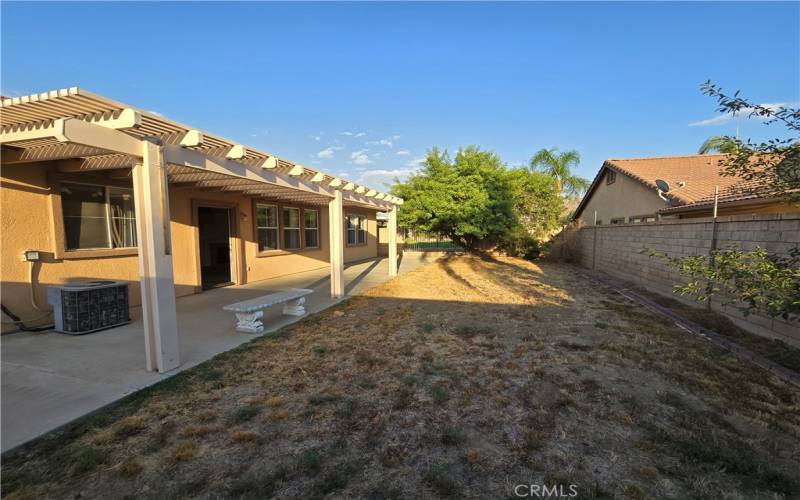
(576, 170, 666, 225)
(1, 162, 379, 332)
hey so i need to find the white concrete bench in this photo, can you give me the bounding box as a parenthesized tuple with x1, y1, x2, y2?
(223, 288, 313, 333)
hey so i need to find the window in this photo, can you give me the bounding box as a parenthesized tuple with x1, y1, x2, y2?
(610, 217, 625, 225)
(630, 215, 657, 224)
(61, 182, 137, 251)
(304, 209, 319, 248)
(256, 203, 279, 252)
(606, 170, 616, 185)
(347, 214, 367, 245)
(282, 207, 301, 250)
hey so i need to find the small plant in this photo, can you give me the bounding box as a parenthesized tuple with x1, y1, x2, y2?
(113, 416, 147, 439)
(69, 444, 108, 474)
(420, 322, 435, 333)
(312, 345, 330, 356)
(297, 449, 322, 472)
(424, 462, 458, 497)
(308, 393, 341, 406)
(118, 459, 144, 478)
(228, 404, 261, 424)
(440, 426, 462, 446)
(430, 385, 448, 404)
(168, 442, 197, 464)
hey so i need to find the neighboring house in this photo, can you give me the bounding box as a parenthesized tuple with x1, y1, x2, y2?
(573, 154, 798, 225)
(0, 88, 401, 372)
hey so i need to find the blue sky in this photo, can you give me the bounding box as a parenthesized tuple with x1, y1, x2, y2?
(2, 2, 798, 189)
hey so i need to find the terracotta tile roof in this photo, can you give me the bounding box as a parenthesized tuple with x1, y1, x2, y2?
(659, 178, 798, 213)
(573, 153, 751, 219)
(604, 154, 744, 204)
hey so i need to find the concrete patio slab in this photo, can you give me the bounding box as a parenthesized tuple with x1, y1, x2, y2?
(1, 253, 441, 452)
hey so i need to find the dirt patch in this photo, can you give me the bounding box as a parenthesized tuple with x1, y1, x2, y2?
(3, 255, 799, 499)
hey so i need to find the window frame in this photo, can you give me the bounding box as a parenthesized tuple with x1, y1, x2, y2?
(252, 200, 324, 257)
(281, 206, 302, 250)
(56, 180, 139, 256)
(254, 202, 280, 254)
(610, 217, 625, 225)
(346, 213, 369, 247)
(303, 208, 320, 249)
(606, 169, 617, 185)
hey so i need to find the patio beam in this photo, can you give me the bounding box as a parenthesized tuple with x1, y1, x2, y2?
(162, 145, 333, 199)
(133, 139, 180, 373)
(329, 190, 345, 298)
(0, 118, 141, 156)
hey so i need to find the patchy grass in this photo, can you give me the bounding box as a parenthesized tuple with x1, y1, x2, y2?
(2, 255, 798, 499)
(641, 290, 800, 374)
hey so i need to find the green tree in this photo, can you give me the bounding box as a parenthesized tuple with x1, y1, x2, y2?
(698, 135, 740, 154)
(529, 147, 590, 197)
(506, 169, 564, 240)
(392, 146, 516, 250)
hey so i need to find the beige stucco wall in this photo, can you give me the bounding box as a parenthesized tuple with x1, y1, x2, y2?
(1, 162, 378, 332)
(577, 170, 666, 225)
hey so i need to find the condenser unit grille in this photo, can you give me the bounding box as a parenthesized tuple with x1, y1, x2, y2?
(47, 281, 130, 334)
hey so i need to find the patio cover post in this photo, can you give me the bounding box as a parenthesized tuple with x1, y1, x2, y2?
(132, 139, 180, 372)
(329, 190, 345, 297)
(388, 207, 398, 277)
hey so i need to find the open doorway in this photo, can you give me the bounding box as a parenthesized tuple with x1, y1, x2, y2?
(198, 206, 233, 289)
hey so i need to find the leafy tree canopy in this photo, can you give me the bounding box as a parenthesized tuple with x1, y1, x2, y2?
(392, 146, 564, 251)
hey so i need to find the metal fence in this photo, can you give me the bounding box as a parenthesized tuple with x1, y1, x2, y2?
(400, 229, 463, 251)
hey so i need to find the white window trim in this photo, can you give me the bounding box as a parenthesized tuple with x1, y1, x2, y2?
(303, 208, 320, 249)
(256, 203, 279, 252)
(282, 206, 301, 250)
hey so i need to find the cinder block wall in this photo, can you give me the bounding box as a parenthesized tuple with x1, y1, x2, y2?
(569, 213, 800, 347)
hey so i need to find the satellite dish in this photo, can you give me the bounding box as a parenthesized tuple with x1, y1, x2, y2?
(655, 179, 671, 192)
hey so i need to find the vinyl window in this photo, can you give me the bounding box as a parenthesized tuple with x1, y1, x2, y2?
(61, 182, 137, 251)
(256, 203, 279, 252)
(282, 207, 301, 250)
(304, 209, 319, 249)
(346, 214, 367, 245)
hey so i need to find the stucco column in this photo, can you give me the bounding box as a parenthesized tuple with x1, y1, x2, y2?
(132, 139, 180, 372)
(329, 190, 344, 297)
(388, 207, 398, 277)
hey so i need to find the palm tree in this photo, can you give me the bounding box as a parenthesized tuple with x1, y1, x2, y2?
(529, 147, 590, 196)
(698, 135, 740, 154)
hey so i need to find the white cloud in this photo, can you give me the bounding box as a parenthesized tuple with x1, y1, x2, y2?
(396, 149, 410, 156)
(341, 131, 354, 136)
(341, 130, 366, 137)
(367, 137, 397, 147)
(147, 110, 164, 117)
(688, 102, 792, 127)
(406, 157, 426, 168)
(355, 132, 366, 137)
(316, 147, 336, 159)
(356, 168, 419, 188)
(350, 149, 372, 165)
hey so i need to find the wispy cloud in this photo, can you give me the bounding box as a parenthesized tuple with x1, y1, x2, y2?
(688, 102, 793, 127)
(341, 130, 366, 137)
(367, 138, 394, 147)
(316, 147, 337, 159)
(349, 149, 372, 165)
(147, 110, 164, 118)
(356, 168, 419, 188)
(396, 149, 410, 156)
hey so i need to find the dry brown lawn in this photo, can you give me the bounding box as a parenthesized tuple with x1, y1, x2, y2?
(4, 255, 799, 499)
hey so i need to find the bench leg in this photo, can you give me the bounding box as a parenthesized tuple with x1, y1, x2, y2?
(234, 310, 264, 333)
(282, 297, 306, 316)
